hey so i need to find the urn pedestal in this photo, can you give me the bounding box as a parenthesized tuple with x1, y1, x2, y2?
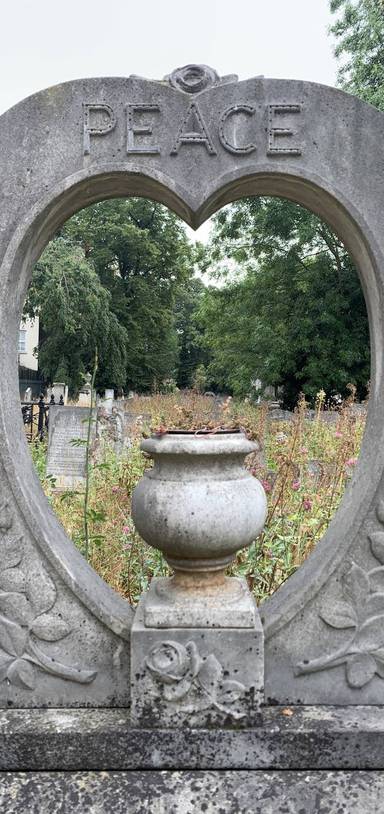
(130, 431, 267, 727)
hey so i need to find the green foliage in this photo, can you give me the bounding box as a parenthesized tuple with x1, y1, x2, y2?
(330, 0, 384, 111)
(201, 198, 369, 407)
(31, 392, 365, 604)
(174, 276, 209, 388)
(62, 198, 193, 391)
(25, 238, 128, 396)
(26, 199, 198, 395)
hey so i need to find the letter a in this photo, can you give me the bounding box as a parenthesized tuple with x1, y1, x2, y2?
(170, 102, 217, 155)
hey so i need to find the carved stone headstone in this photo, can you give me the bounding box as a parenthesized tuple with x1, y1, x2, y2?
(2, 62, 384, 790)
(46, 406, 95, 489)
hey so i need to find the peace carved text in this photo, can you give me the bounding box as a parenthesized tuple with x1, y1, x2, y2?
(82, 100, 303, 157)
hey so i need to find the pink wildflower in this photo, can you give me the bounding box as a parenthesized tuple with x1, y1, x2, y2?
(303, 498, 312, 511)
(346, 457, 358, 467)
(300, 446, 308, 454)
(292, 480, 300, 491)
(335, 431, 343, 439)
(112, 486, 119, 493)
(261, 479, 272, 493)
(122, 525, 131, 535)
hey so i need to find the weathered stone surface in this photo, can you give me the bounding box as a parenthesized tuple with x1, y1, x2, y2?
(0, 769, 383, 813)
(131, 432, 266, 724)
(131, 586, 263, 727)
(1, 706, 384, 771)
(0, 66, 384, 708)
(46, 406, 95, 488)
(143, 576, 259, 629)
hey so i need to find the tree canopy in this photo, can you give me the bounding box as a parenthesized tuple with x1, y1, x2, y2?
(27, 199, 197, 395)
(330, 0, 384, 110)
(200, 198, 369, 407)
(25, 238, 128, 395)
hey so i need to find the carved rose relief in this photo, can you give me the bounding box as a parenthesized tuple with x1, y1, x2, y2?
(146, 640, 246, 719)
(0, 500, 96, 690)
(296, 500, 384, 689)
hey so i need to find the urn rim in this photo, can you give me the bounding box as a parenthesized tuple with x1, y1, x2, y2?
(140, 430, 259, 456)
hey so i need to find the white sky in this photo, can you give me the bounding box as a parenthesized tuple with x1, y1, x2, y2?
(0, 0, 338, 241)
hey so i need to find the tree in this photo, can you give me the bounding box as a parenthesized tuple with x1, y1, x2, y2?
(330, 0, 384, 110)
(62, 198, 193, 391)
(202, 198, 369, 407)
(174, 276, 209, 389)
(25, 238, 128, 396)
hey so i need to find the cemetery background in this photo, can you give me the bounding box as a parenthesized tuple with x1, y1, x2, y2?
(1, 0, 384, 809)
(31, 390, 365, 606)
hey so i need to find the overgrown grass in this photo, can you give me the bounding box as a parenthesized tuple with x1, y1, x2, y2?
(30, 391, 365, 605)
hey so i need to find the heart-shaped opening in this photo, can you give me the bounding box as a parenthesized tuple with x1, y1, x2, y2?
(0, 159, 380, 647)
(11, 181, 371, 635)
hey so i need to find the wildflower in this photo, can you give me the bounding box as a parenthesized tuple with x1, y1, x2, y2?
(123, 542, 131, 551)
(112, 486, 119, 493)
(346, 457, 358, 467)
(299, 446, 308, 454)
(261, 479, 272, 493)
(122, 525, 131, 535)
(292, 480, 300, 491)
(303, 498, 312, 511)
(335, 431, 343, 439)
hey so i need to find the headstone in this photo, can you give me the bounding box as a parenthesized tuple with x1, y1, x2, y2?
(3, 63, 384, 795)
(46, 406, 95, 489)
(96, 405, 127, 455)
(102, 388, 115, 413)
(78, 372, 93, 407)
(306, 459, 323, 483)
(123, 411, 151, 435)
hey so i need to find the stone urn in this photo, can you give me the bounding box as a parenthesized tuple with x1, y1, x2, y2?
(132, 430, 267, 619)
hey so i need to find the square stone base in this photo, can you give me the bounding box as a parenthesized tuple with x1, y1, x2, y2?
(130, 581, 264, 728)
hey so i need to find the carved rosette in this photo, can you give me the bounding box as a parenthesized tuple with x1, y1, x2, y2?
(167, 64, 219, 94)
(0, 498, 96, 691)
(166, 64, 238, 94)
(296, 500, 384, 689)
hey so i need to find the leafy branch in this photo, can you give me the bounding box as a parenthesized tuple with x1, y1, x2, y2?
(296, 500, 384, 688)
(0, 503, 96, 689)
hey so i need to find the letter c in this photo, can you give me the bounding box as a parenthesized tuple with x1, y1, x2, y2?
(219, 105, 257, 155)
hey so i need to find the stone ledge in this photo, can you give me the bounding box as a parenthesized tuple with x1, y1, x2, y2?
(1, 706, 384, 770)
(0, 770, 383, 813)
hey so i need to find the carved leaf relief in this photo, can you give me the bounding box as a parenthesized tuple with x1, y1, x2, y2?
(0, 498, 97, 690)
(296, 501, 384, 688)
(319, 601, 357, 629)
(369, 532, 384, 565)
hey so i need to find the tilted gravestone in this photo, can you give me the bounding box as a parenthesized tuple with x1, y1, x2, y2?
(46, 405, 95, 489)
(1, 63, 384, 805)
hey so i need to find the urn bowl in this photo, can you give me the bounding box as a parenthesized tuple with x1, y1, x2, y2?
(132, 431, 267, 574)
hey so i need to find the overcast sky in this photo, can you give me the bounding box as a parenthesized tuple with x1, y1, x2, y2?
(0, 0, 338, 240)
(0, 0, 337, 115)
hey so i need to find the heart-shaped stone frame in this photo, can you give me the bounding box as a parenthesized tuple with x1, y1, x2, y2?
(0, 73, 383, 706)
